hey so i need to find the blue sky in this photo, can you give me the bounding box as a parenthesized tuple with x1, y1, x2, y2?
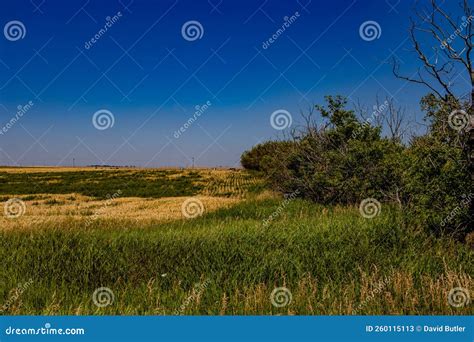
(0, 0, 469, 167)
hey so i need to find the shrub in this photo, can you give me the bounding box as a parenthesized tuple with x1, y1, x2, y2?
(243, 96, 405, 204)
(402, 132, 470, 237)
(241, 95, 473, 238)
(240, 140, 294, 172)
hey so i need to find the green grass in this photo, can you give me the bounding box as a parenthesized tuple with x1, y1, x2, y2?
(1, 198, 472, 315)
(0, 170, 203, 198)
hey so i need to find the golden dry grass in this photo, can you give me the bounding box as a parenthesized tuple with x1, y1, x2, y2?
(7, 271, 469, 315)
(203, 271, 473, 315)
(0, 167, 264, 230)
(0, 193, 240, 230)
(0, 167, 119, 173)
(0, 166, 244, 173)
(199, 169, 263, 197)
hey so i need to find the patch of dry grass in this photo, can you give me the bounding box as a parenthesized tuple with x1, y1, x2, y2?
(199, 169, 264, 197)
(0, 168, 263, 230)
(0, 167, 121, 173)
(0, 193, 241, 230)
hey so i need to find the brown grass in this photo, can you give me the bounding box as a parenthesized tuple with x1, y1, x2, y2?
(0, 193, 240, 230)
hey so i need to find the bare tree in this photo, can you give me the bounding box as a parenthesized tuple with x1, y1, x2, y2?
(354, 96, 411, 142)
(392, 0, 474, 230)
(379, 97, 411, 142)
(353, 98, 383, 127)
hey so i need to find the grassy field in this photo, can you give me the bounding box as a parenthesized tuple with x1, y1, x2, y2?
(0, 167, 472, 315)
(0, 167, 264, 199)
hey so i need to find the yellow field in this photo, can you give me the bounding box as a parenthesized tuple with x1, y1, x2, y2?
(0, 194, 241, 230)
(0, 167, 266, 230)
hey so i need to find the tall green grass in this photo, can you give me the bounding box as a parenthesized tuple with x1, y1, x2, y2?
(0, 198, 472, 315)
(0, 170, 203, 198)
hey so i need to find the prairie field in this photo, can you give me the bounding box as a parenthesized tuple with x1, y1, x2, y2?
(0, 167, 472, 315)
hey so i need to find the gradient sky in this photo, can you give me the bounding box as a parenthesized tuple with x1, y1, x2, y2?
(0, 0, 470, 167)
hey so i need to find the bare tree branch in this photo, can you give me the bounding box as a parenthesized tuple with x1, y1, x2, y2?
(392, 0, 474, 103)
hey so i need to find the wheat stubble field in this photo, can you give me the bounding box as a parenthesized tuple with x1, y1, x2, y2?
(0, 167, 472, 315)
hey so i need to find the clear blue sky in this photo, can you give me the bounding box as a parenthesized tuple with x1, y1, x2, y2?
(0, 0, 467, 167)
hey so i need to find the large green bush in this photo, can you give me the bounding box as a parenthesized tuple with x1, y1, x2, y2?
(240, 140, 294, 171)
(242, 96, 405, 203)
(241, 95, 472, 238)
(402, 135, 470, 236)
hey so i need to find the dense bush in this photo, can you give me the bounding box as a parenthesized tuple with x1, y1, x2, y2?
(241, 95, 472, 238)
(243, 96, 405, 204)
(402, 94, 471, 237)
(403, 135, 470, 236)
(240, 141, 294, 171)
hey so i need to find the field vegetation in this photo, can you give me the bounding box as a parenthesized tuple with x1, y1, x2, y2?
(0, 167, 472, 315)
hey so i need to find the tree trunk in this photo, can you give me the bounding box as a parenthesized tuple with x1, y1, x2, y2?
(468, 95, 474, 235)
(468, 124, 474, 232)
